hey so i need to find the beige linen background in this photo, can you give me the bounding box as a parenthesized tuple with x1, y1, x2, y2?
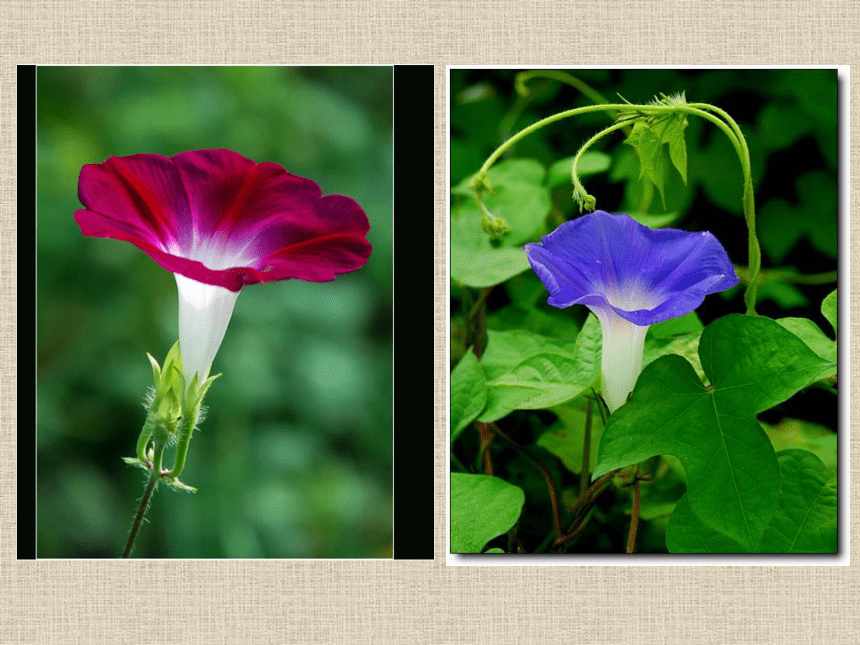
(3, 1, 858, 643)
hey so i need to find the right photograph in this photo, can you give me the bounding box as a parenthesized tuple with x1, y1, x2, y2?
(449, 68, 838, 555)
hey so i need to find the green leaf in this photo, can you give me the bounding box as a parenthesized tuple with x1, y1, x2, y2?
(758, 103, 812, 151)
(453, 159, 551, 247)
(478, 329, 578, 423)
(649, 311, 703, 338)
(480, 315, 601, 421)
(484, 157, 546, 187)
(697, 316, 834, 413)
(594, 314, 835, 552)
(798, 171, 838, 259)
(450, 206, 530, 288)
(450, 473, 525, 553)
(758, 200, 806, 263)
(776, 317, 836, 364)
(450, 350, 488, 442)
(692, 132, 747, 215)
(666, 495, 746, 553)
(757, 280, 809, 309)
(758, 174, 837, 262)
(626, 212, 681, 229)
(628, 456, 686, 521)
(547, 152, 611, 188)
(762, 418, 837, 473)
(488, 304, 582, 338)
(643, 331, 705, 383)
(537, 400, 603, 475)
(822, 289, 837, 337)
(483, 547, 505, 553)
(760, 450, 837, 553)
(450, 159, 553, 287)
(624, 112, 688, 207)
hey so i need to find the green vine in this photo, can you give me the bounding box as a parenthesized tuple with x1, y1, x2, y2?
(469, 93, 761, 314)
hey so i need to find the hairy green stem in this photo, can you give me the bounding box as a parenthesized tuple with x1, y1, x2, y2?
(515, 70, 610, 108)
(123, 437, 166, 558)
(471, 100, 759, 312)
(571, 121, 630, 210)
(688, 103, 759, 314)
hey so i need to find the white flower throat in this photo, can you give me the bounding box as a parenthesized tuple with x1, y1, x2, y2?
(175, 273, 240, 386)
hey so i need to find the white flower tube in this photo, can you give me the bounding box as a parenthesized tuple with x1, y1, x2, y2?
(175, 273, 241, 385)
(594, 309, 650, 413)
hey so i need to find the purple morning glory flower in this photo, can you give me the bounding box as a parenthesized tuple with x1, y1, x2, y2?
(525, 211, 738, 412)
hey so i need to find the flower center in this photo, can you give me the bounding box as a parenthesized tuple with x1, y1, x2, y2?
(604, 278, 658, 312)
(180, 231, 256, 271)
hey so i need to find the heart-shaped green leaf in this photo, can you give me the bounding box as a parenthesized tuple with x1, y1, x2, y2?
(665, 494, 745, 553)
(776, 317, 836, 364)
(595, 314, 836, 552)
(760, 450, 837, 553)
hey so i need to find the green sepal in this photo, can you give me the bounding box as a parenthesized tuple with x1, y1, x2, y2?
(147, 353, 162, 391)
(122, 456, 149, 471)
(194, 372, 221, 408)
(126, 341, 219, 491)
(162, 477, 197, 493)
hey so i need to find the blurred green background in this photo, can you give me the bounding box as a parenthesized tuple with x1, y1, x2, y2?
(37, 66, 393, 558)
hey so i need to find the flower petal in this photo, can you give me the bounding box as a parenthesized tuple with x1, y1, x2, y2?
(171, 150, 323, 244)
(76, 153, 191, 252)
(75, 149, 372, 291)
(525, 211, 738, 323)
(256, 195, 372, 282)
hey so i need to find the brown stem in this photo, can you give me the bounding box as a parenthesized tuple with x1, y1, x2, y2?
(570, 471, 614, 520)
(626, 479, 641, 554)
(490, 422, 562, 541)
(461, 285, 474, 350)
(554, 471, 616, 548)
(473, 291, 488, 359)
(553, 520, 590, 547)
(478, 422, 494, 475)
(579, 398, 594, 503)
(509, 530, 526, 554)
(467, 286, 494, 323)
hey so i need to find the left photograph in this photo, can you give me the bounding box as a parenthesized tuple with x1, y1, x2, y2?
(35, 66, 394, 558)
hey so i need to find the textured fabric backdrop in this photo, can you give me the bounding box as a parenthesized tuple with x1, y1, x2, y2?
(3, 1, 859, 643)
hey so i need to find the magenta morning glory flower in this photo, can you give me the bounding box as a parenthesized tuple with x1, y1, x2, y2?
(525, 211, 738, 413)
(75, 149, 372, 384)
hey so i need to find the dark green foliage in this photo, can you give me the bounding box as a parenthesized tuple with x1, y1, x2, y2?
(450, 69, 837, 554)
